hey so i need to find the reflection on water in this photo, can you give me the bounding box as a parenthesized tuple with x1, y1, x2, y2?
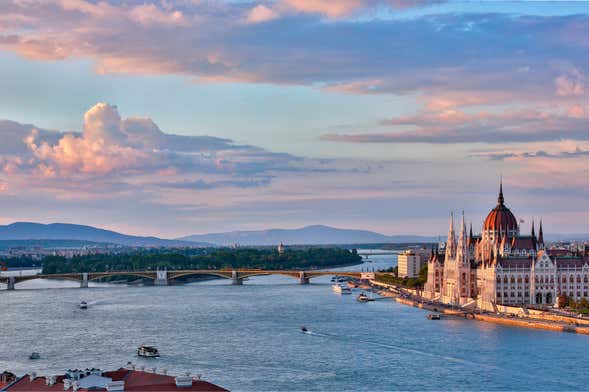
(2, 253, 589, 391)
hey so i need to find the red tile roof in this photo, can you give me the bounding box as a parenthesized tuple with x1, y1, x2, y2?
(5, 369, 228, 392)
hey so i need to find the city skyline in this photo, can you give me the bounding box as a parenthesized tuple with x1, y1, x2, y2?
(1, 1, 589, 237)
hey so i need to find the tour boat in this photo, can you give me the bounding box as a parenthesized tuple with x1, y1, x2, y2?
(79, 301, 88, 309)
(427, 314, 441, 320)
(137, 345, 160, 358)
(29, 352, 40, 360)
(357, 292, 375, 302)
(300, 326, 308, 333)
(332, 284, 352, 294)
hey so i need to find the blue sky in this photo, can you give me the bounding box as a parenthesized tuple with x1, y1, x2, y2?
(0, 0, 588, 237)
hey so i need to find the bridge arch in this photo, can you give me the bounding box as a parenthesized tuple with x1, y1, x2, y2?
(168, 271, 233, 281)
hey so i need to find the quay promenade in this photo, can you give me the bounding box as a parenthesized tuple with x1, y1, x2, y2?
(0, 269, 376, 290)
(368, 280, 589, 336)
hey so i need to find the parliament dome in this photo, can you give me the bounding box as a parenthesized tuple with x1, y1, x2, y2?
(483, 183, 518, 235)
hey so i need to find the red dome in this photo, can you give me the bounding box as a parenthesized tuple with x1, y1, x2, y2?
(483, 183, 518, 233)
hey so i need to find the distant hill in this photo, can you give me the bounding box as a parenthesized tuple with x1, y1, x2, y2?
(0, 222, 207, 247)
(178, 225, 437, 246)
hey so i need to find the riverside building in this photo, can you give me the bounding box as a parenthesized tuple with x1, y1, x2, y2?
(397, 248, 429, 278)
(423, 183, 589, 310)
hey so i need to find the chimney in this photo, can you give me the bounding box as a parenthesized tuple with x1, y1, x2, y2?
(105, 381, 125, 391)
(175, 375, 193, 388)
(29, 372, 37, 381)
(46, 376, 56, 386)
(63, 379, 71, 390)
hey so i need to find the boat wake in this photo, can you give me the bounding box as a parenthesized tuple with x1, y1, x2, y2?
(302, 329, 495, 369)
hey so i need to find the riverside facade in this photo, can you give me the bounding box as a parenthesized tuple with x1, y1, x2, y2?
(423, 183, 589, 310)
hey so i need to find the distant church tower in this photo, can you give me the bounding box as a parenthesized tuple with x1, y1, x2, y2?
(277, 242, 285, 254)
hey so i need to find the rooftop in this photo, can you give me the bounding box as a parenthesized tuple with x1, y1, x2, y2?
(2, 366, 228, 392)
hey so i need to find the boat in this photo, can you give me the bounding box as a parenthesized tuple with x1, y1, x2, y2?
(79, 301, 88, 309)
(332, 284, 352, 294)
(137, 345, 160, 358)
(357, 292, 375, 302)
(29, 352, 40, 360)
(427, 314, 441, 320)
(300, 326, 308, 333)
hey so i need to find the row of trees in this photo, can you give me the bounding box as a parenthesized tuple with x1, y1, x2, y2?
(40, 247, 362, 274)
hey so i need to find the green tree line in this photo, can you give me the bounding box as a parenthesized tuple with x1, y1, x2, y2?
(40, 247, 362, 274)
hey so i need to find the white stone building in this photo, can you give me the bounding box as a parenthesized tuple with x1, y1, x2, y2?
(397, 248, 429, 278)
(424, 183, 589, 310)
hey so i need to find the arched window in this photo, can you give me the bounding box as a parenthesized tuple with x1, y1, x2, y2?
(562, 276, 567, 283)
(584, 276, 588, 283)
(578, 276, 582, 283)
(517, 277, 522, 283)
(504, 276, 508, 283)
(511, 276, 515, 284)
(496, 277, 501, 283)
(525, 276, 529, 283)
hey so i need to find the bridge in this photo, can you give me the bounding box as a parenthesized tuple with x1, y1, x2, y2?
(356, 251, 398, 258)
(0, 269, 378, 290)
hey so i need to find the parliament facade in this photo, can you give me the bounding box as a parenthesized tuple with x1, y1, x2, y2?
(423, 184, 589, 310)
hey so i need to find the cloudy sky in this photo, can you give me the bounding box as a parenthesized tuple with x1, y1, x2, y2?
(1, 0, 589, 238)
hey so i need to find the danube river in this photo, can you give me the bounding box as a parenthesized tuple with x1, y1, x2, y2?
(2, 253, 589, 391)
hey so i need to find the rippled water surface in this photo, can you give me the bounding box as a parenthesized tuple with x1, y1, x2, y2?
(2, 254, 589, 391)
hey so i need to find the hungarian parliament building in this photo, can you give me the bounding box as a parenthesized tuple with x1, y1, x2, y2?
(423, 183, 589, 310)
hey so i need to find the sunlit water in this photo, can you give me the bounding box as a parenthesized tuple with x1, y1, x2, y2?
(2, 253, 589, 391)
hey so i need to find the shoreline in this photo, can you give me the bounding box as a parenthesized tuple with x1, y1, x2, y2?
(369, 281, 589, 335)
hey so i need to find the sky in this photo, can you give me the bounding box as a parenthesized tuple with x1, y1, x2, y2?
(1, 0, 589, 238)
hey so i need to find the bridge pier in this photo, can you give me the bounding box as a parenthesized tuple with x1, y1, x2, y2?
(231, 271, 243, 285)
(155, 269, 168, 286)
(6, 277, 15, 291)
(80, 273, 89, 288)
(299, 272, 309, 285)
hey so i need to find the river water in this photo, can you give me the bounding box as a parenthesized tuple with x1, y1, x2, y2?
(2, 253, 589, 391)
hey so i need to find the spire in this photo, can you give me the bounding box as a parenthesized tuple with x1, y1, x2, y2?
(498, 178, 505, 206)
(459, 211, 466, 244)
(538, 219, 544, 244)
(531, 219, 536, 238)
(446, 211, 456, 257)
(469, 222, 473, 240)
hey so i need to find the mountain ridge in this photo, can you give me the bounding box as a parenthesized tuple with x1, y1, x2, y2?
(0, 222, 205, 247)
(178, 224, 438, 246)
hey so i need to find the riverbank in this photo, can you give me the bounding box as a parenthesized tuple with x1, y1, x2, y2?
(369, 280, 589, 335)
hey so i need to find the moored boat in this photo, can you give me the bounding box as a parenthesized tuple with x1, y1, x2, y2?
(79, 301, 88, 309)
(427, 314, 441, 320)
(332, 284, 352, 294)
(29, 352, 40, 360)
(357, 292, 375, 302)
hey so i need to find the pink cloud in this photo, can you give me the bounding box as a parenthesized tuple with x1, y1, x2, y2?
(245, 4, 280, 24)
(281, 0, 363, 17)
(555, 68, 585, 97)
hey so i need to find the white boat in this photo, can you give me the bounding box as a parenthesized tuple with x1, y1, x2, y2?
(332, 284, 352, 294)
(29, 352, 40, 360)
(79, 301, 88, 309)
(137, 345, 160, 358)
